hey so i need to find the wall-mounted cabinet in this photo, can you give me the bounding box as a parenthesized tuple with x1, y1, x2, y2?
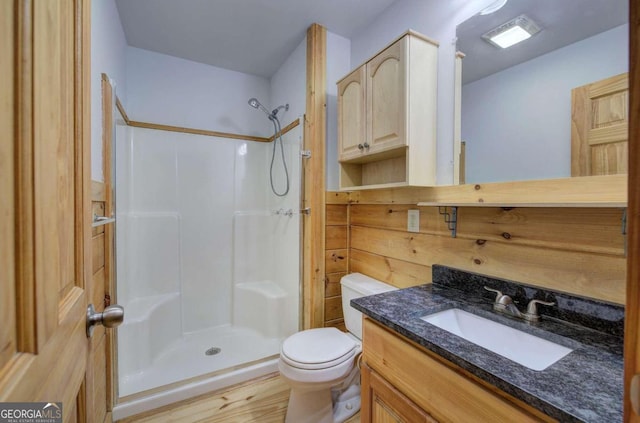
(337, 30, 438, 190)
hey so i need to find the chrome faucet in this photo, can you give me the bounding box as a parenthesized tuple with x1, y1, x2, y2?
(484, 286, 555, 323)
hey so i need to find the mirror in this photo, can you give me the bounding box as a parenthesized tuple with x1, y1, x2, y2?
(457, 0, 628, 183)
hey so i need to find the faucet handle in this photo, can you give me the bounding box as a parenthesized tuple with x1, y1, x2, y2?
(525, 299, 555, 320)
(484, 286, 503, 303)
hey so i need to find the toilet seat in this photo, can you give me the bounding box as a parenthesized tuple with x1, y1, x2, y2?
(281, 328, 357, 370)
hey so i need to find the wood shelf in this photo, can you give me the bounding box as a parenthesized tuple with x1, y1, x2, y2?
(416, 174, 627, 208)
(417, 201, 626, 208)
(342, 181, 410, 191)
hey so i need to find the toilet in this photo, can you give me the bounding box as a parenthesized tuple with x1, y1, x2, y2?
(278, 273, 398, 423)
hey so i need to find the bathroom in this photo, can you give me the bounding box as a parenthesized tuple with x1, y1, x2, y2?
(92, 2, 625, 418)
(8, 0, 630, 421)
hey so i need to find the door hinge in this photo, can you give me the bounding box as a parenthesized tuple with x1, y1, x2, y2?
(301, 150, 311, 158)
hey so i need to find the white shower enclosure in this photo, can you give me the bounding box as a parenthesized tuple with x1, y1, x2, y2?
(114, 120, 301, 400)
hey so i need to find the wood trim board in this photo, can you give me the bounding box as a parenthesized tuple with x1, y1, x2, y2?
(268, 118, 301, 142)
(127, 120, 271, 142)
(303, 23, 327, 329)
(114, 95, 300, 143)
(349, 174, 627, 206)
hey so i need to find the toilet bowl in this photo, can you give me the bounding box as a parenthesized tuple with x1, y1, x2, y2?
(278, 273, 397, 423)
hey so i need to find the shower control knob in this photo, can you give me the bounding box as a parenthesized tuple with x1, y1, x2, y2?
(86, 304, 124, 337)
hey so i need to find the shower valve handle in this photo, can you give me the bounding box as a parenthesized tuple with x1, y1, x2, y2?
(86, 304, 124, 337)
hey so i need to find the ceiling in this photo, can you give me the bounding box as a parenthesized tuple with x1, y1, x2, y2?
(457, 0, 628, 84)
(115, 0, 398, 78)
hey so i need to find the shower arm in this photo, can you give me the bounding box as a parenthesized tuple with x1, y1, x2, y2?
(271, 104, 289, 117)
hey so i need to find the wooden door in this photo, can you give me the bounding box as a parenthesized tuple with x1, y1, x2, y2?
(624, 1, 640, 421)
(338, 66, 366, 161)
(571, 72, 629, 176)
(0, 1, 93, 421)
(361, 364, 436, 423)
(366, 37, 407, 155)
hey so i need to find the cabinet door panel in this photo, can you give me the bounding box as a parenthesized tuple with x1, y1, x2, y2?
(361, 363, 436, 423)
(366, 38, 406, 154)
(338, 66, 366, 161)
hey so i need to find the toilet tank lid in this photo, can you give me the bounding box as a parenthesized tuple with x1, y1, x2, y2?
(340, 273, 398, 296)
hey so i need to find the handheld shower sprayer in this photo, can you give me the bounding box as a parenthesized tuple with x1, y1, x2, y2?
(247, 97, 291, 197)
(248, 98, 289, 120)
(248, 98, 273, 119)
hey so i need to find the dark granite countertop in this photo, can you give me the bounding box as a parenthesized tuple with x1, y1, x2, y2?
(351, 267, 623, 422)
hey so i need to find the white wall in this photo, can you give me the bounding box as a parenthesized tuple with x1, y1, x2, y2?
(91, 0, 128, 182)
(348, 0, 495, 185)
(270, 36, 307, 127)
(462, 24, 628, 183)
(126, 47, 272, 137)
(326, 32, 352, 191)
(268, 30, 351, 192)
(268, 35, 305, 214)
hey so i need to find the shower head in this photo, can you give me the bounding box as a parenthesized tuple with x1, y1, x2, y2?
(248, 97, 272, 118)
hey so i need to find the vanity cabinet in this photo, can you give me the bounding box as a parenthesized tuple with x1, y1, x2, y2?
(337, 30, 438, 190)
(361, 318, 555, 423)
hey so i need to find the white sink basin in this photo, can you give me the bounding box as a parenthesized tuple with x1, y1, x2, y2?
(421, 308, 573, 371)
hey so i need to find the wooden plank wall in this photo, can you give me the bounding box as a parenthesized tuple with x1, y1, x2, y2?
(324, 193, 350, 329)
(326, 191, 626, 309)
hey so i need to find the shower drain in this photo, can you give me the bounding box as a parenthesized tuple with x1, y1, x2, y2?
(205, 347, 221, 356)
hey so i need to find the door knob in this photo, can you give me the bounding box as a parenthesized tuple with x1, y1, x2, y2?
(86, 304, 124, 337)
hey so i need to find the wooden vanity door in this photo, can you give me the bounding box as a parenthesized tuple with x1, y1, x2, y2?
(361, 364, 437, 423)
(571, 72, 629, 176)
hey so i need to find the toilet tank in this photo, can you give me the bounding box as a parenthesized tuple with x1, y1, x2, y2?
(340, 273, 398, 340)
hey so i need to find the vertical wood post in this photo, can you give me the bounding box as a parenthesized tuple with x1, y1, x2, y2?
(303, 23, 327, 329)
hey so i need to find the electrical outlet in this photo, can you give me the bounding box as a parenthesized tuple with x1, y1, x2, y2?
(407, 209, 420, 233)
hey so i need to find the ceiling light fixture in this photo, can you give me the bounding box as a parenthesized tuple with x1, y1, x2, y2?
(482, 15, 541, 49)
(479, 0, 508, 16)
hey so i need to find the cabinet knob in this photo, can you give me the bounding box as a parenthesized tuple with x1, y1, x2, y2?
(358, 143, 364, 151)
(363, 142, 370, 149)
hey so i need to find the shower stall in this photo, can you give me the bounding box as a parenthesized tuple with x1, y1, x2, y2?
(112, 106, 302, 418)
